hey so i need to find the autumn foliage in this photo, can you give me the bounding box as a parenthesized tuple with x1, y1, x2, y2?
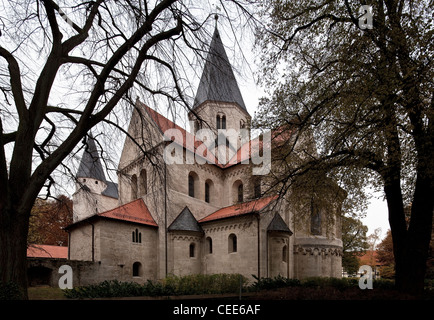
(28, 195, 72, 246)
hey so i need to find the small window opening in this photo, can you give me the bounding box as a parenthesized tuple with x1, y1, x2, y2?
(228, 234, 237, 253)
(238, 184, 243, 203)
(189, 243, 195, 258)
(206, 237, 213, 254)
(132, 262, 142, 277)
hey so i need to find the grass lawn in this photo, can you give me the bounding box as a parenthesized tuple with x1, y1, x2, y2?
(28, 286, 66, 300)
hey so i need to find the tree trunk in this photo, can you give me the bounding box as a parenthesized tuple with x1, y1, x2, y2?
(0, 204, 30, 300)
(398, 171, 434, 295)
(383, 174, 408, 290)
(385, 165, 434, 295)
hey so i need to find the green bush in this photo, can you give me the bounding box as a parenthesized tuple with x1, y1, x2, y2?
(63, 274, 248, 299)
(250, 275, 301, 291)
(373, 279, 395, 289)
(424, 279, 434, 290)
(63, 280, 144, 299)
(162, 273, 247, 295)
(63, 275, 402, 299)
(250, 276, 362, 292)
(0, 282, 24, 300)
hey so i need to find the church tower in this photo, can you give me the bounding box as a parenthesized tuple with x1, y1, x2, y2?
(188, 20, 251, 144)
(73, 134, 118, 222)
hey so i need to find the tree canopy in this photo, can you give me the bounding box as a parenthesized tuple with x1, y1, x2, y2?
(341, 216, 369, 275)
(254, 0, 434, 294)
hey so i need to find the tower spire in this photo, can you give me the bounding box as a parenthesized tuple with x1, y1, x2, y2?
(76, 134, 106, 182)
(192, 20, 247, 112)
(214, 13, 218, 27)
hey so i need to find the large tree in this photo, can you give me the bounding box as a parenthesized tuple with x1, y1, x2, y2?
(0, 0, 251, 299)
(342, 216, 369, 275)
(255, 0, 434, 294)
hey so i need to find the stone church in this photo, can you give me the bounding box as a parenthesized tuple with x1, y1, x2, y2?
(65, 25, 344, 285)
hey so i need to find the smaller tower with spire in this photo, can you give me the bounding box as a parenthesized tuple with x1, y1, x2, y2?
(73, 134, 119, 222)
(189, 19, 251, 137)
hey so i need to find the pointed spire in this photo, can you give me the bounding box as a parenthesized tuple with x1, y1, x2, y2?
(267, 212, 293, 235)
(193, 22, 247, 111)
(168, 207, 204, 233)
(76, 134, 106, 182)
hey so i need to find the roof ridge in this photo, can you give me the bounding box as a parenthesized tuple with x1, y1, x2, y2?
(198, 195, 278, 223)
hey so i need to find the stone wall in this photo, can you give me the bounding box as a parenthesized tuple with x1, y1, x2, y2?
(293, 237, 343, 279)
(201, 215, 259, 281)
(168, 231, 203, 276)
(68, 218, 159, 283)
(28, 258, 106, 288)
(268, 233, 291, 278)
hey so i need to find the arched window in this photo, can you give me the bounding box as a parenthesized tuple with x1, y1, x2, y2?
(189, 243, 195, 258)
(132, 228, 141, 243)
(206, 237, 213, 254)
(188, 174, 195, 197)
(216, 115, 221, 129)
(228, 233, 237, 253)
(139, 169, 147, 196)
(132, 262, 142, 277)
(232, 180, 243, 204)
(131, 174, 138, 200)
(238, 184, 243, 203)
(221, 115, 226, 129)
(188, 172, 199, 198)
(204, 179, 213, 204)
(205, 182, 210, 203)
(310, 199, 322, 235)
(282, 245, 288, 262)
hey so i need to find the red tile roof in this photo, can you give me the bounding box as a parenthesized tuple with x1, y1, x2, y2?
(98, 198, 158, 227)
(141, 102, 219, 165)
(199, 195, 278, 223)
(140, 101, 292, 169)
(27, 244, 68, 259)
